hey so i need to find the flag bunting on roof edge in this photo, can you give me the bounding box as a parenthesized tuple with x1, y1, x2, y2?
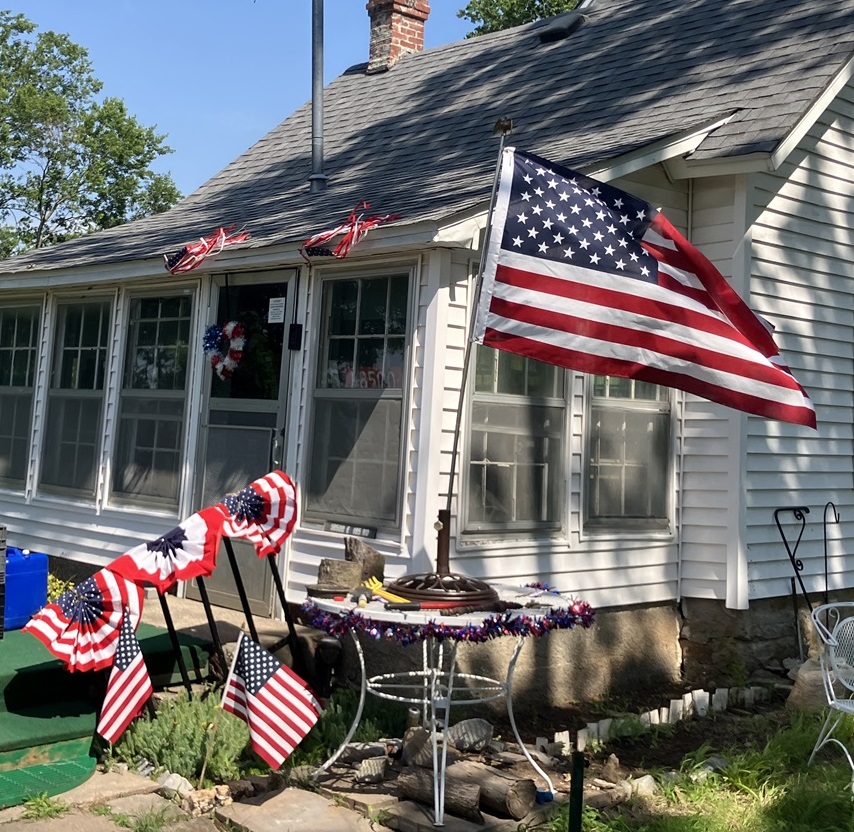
(163, 225, 250, 274)
(221, 633, 322, 770)
(96, 607, 153, 744)
(300, 200, 401, 261)
(473, 148, 816, 428)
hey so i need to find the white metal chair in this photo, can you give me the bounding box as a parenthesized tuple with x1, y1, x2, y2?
(808, 602, 854, 787)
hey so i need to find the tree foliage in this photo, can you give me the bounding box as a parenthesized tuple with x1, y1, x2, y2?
(0, 11, 180, 257)
(458, 0, 580, 37)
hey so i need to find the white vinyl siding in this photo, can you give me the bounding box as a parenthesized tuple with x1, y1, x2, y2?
(744, 85, 854, 601)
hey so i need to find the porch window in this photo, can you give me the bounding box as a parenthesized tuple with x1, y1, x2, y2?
(112, 294, 192, 508)
(306, 274, 410, 528)
(464, 348, 565, 533)
(41, 300, 111, 496)
(0, 304, 41, 488)
(585, 376, 671, 529)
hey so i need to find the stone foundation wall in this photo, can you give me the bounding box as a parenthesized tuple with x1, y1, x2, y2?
(679, 595, 810, 687)
(333, 595, 825, 715)
(335, 602, 684, 716)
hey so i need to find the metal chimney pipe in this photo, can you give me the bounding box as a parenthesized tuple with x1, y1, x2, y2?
(309, 0, 328, 192)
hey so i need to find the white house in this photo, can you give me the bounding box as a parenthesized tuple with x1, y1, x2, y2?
(1, 0, 854, 697)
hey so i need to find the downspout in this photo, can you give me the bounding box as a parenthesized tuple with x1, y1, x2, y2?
(675, 179, 693, 603)
(309, 0, 328, 192)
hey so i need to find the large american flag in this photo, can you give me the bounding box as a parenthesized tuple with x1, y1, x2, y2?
(96, 608, 153, 744)
(474, 148, 816, 428)
(221, 633, 321, 769)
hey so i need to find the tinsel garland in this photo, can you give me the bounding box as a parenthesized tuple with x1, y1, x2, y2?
(301, 600, 595, 647)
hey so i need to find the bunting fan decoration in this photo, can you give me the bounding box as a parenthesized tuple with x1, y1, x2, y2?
(24, 568, 145, 672)
(219, 470, 298, 558)
(107, 506, 226, 593)
(300, 201, 400, 260)
(164, 225, 250, 274)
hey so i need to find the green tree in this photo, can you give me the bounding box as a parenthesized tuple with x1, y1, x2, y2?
(458, 0, 580, 37)
(0, 11, 181, 257)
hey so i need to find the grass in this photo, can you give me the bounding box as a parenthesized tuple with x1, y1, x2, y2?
(526, 710, 854, 832)
(21, 793, 70, 819)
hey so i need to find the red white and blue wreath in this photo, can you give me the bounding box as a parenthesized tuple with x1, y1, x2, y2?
(203, 321, 246, 380)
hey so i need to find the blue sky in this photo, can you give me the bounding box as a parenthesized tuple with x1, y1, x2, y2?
(13, 1, 473, 196)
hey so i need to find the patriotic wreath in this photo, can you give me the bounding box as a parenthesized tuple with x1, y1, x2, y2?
(203, 321, 246, 380)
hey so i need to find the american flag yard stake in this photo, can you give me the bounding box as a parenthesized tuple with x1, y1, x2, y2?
(96, 608, 153, 744)
(221, 633, 321, 769)
(473, 148, 816, 428)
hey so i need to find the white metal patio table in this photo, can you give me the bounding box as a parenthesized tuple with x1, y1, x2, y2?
(304, 586, 593, 826)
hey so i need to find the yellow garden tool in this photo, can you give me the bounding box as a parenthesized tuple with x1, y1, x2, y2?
(364, 576, 410, 604)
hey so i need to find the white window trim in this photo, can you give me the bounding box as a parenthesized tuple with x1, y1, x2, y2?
(579, 374, 676, 541)
(301, 263, 417, 534)
(105, 284, 198, 513)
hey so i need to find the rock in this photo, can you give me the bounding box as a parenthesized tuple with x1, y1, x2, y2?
(156, 772, 194, 799)
(631, 774, 657, 796)
(786, 659, 829, 712)
(600, 753, 623, 784)
(181, 785, 232, 817)
(225, 779, 255, 800)
(446, 718, 493, 752)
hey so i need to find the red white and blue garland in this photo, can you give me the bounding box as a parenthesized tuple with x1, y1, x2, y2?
(301, 600, 595, 647)
(203, 321, 246, 380)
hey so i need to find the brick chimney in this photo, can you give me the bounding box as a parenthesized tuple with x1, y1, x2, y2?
(366, 0, 430, 74)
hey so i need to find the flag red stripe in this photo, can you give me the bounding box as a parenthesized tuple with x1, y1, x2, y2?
(482, 328, 816, 426)
(97, 658, 152, 743)
(487, 289, 803, 393)
(493, 262, 779, 360)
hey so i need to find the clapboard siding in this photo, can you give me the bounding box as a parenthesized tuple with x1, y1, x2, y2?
(676, 175, 741, 603)
(745, 85, 854, 601)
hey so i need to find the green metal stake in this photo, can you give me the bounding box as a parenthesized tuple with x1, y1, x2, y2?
(569, 751, 585, 832)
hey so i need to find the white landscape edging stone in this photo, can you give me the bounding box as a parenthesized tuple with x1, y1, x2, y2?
(556, 683, 775, 753)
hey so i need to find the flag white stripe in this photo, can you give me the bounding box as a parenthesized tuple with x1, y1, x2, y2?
(489, 278, 783, 372)
(485, 312, 810, 407)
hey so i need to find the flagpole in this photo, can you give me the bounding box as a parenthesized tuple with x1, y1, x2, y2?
(436, 118, 513, 572)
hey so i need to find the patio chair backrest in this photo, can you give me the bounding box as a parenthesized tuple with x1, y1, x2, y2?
(811, 602, 854, 700)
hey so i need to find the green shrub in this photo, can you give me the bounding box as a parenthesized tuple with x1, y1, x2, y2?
(113, 690, 249, 783)
(111, 683, 407, 782)
(47, 574, 74, 602)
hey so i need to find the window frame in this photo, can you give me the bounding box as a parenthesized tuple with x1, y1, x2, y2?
(0, 299, 43, 491)
(108, 287, 196, 511)
(582, 375, 674, 534)
(303, 266, 415, 532)
(39, 296, 113, 498)
(461, 346, 568, 537)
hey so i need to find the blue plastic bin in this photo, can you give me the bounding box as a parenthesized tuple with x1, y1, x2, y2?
(4, 547, 48, 631)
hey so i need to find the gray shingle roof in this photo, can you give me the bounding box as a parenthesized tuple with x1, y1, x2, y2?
(3, 0, 854, 275)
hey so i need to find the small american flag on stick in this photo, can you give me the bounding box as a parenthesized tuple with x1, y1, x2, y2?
(222, 633, 321, 769)
(96, 608, 153, 744)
